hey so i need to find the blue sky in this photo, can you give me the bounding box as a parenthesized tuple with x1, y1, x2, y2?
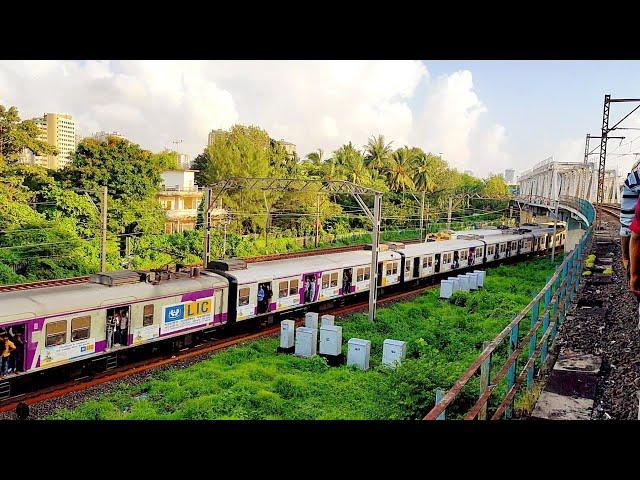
(423, 60, 640, 175)
(2, 60, 639, 179)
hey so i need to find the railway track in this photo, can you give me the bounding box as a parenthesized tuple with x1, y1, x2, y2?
(0, 237, 423, 293)
(0, 279, 436, 414)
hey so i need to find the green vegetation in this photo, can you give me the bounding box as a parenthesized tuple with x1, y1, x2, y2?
(1, 104, 512, 285)
(50, 257, 559, 420)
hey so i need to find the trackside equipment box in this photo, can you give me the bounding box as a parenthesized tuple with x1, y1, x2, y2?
(382, 339, 407, 368)
(295, 327, 317, 358)
(447, 277, 460, 292)
(440, 280, 454, 299)
(305, 312, 319, 329)
(473, 270, 485, 287)
(466, 272, 478, 290)
(347, 338, 371, 371)
(457, 275, 470, 292)
(319, 325, 342, 356)
(280, 320, 295, 349)
(321, 314, 335, 327)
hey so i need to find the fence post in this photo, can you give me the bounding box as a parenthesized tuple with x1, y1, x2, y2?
(540, 286, 551, 364)
(435, 388, 446, 420)
(479, 341, 492, 420)
(505, 322, 519, 419)
(527, 297, 540, 391)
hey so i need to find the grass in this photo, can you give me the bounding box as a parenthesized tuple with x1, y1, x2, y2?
(49, 256, 561, 420)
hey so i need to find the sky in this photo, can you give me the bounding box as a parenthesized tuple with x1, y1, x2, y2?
(2, 60, 640, 179)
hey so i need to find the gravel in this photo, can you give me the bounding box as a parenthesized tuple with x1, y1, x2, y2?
(551, 219, 640, 420)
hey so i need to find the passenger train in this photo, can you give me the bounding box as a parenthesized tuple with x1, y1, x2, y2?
(0, 223, 566, 397)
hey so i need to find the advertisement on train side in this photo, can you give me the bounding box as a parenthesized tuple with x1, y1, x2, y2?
(40, 337, 96, 367)
(161, 297, 214, 335)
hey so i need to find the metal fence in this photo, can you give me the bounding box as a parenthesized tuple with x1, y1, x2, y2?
(424, 196, 596, 420)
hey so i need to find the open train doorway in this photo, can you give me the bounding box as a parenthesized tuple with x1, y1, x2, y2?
(413, 257, 420, 277)
(434, 253, 441, 273)
(342, 268, 352, 295)
(257, 281, 273, 313)
(106, 306, 130, 350)
(0, 323, 26, 376)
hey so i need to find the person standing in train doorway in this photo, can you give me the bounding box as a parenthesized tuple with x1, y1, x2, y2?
(113, 312, 122, 346)
(309, 276, 317, 302)
(1, 334, 16, 376)
(119, 310, 129, 346)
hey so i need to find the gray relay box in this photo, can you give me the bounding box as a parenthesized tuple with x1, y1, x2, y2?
(382, 339, 406, 368)
(295, 326, 317, 358)
(347, 338, 371, 371)
(280, 319, 295, 349)
(319, 325, 342, 356)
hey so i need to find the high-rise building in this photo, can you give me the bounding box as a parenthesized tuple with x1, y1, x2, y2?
(208, 129, 226, 146)
(504, 169, 515, 184)
(31, 113, 77, 169)
(92, 131, 127, 143)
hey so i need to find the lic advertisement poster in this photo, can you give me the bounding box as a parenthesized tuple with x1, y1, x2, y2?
(161, 297, 214, 335)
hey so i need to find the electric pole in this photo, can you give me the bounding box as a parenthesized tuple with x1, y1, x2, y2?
(595, 94, 640, 228)
(202, 187, 212, 268)
(315, 194, 320, 248)
(100, 186, 107, 272)
(446, 196, 453, 230)
(173, 139, 183, 167)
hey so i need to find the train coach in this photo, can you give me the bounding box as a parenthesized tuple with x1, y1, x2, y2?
(0, 223, 565, 397)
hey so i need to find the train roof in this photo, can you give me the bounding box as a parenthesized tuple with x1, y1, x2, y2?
(0, 272, 228, 322)
(401, 238, 485, 257)
(226, 250, 403, 285)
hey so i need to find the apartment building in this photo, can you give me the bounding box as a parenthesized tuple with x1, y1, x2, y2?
(30, 113, 77, 169)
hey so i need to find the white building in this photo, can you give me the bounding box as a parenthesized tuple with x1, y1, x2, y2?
(92, 131, 127, 142)
(29, 113, 77, 169)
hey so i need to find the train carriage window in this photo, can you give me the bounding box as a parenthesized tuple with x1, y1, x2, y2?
(364, 267, 370, 281)
(356, 268, 364, 282)
(322, 274, 330, 289)
(392, 262, 398, 275)
(500, 243, 506, 253)
(279, 281, 289, 298)
(71, 316, 91, 342)
(460, 250, 468, 260)
(143, 305, 154, 327)
(386, 263, 392, 276)
(289, 279, 298, 296)
(405, 261, 411, 273)
(46, 320, 67, 347)
(487, 245, 495, 256)
(330, 272, 339, 287)
(239, 287, 250, 306)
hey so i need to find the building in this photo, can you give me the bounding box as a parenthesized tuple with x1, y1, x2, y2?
(176, 153, 191, 169)
(156, 170, 227, 234)
(29, 113, 77, 169)
(208, 129, 226, 146)
(92, 131, 127, 142)
(504, 169, 515, 184)
(463, 170, 473, 176)
(278, 140, 296, 159)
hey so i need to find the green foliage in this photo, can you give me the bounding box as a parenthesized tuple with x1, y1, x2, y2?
(49, 257, 559, 420)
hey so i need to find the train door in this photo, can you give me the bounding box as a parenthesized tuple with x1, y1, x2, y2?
(377, 262, 383, 285)
(413, 257, 420, 278)
(1, 324, 26, 374)
(257, 281, 273, 313)
(342, 268, 352, 295)
(434, 253, 441, 273)
(106, 306, 131, 350)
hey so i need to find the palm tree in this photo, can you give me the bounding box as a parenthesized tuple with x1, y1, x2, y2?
(364, 135, 393, 171)
(385, 147, 416, 192)
(305, 149, 324, 165)
(413, 152, 436, 193)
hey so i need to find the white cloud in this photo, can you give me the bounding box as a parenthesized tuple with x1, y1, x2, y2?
(0, 60, 513, 178)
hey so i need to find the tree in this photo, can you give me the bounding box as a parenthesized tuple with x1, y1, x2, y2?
(385, 147, 416, 192)
(364, 134, 393, 171)
(483, 174, 509, 198)
(0, 105, 56, 163)
(56, 137, 166, 236)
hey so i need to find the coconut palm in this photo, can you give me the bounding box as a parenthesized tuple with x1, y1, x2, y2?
(305, 149, 324, 165)
(385, 147, 416, 192)
(413, 152, 436, 193)
(364, 135, 393, 172)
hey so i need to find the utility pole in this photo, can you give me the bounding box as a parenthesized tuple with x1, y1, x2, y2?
(446, 196, 453, 230)
(368, 193, 382, 323)
(263, 191, 269, 249)
(202, 187, 212, 268)
(100, 186, 107, 273)
(173, 139, 183, 167)
(551, 172, 560, 262)
(596, 94, 640, 228)
(315, 194, 320, 248)
(419, 191, 426, 241)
